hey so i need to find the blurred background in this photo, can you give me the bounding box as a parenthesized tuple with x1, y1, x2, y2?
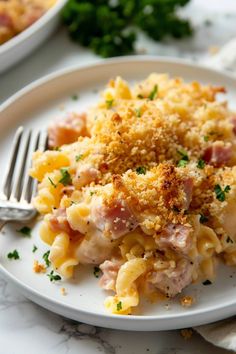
(0, 0, 236, 103)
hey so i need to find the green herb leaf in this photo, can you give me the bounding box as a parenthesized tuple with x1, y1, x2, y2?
(136, 166, 146, 175)
(200, 214, 208, 223)
(135, 107, 142, 117)
(202, 280, 212, 286)
(177, 159, 188, 167)
(177, 149, 189, 167)
(32, 245, 38, 253)
(47, 270, 61, 282)
(204, 135, 209, 142)
(117, 301, 122, 311)
(43, 250, 51, 267)
(48, 177, 57, 188)
(214, 184, 231, 202)
(17, 226, 31, 237)
(7, 249, 20, 260)
(197, 159, 205, 169)
(106, 99, 114, 109)
(59, 168, 72, 186)
(75, 154, 83, 162)
(90, 191, 95, 196)
(148, 84, 158, 100)
(93, 266, 100, 278)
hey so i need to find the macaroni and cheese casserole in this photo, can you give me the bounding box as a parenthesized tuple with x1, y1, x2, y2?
(30, 74, 236, 314)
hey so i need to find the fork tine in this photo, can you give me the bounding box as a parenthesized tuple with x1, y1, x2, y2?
(20, 130, 40, 203)
(30, 130, 48, 202)
(10, 129, 31, 202)
(2, 126, 23, 199)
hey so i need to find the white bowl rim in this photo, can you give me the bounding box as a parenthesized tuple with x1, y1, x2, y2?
(0, 0, 68, 54)
(1, 56, 236, 325)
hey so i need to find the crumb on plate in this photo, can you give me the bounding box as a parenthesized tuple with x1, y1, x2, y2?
(33, 260, 46, 273)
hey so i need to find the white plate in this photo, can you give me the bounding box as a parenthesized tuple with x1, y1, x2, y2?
(0, 57, 236, 331)
(0, 0, 67, 74)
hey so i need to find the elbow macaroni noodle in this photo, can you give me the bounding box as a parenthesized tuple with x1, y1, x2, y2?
(30, 74, 236, 314)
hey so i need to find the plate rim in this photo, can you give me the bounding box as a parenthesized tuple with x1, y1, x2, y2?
(1, 56, 236, 329)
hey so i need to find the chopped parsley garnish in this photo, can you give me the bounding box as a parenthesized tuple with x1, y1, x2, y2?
(214, 184, 231, 202)
(75, 154, 83, 162)
(90, 191, 95, 196)
(71, 94, 79, 100)
(177, 149, 189, 167)
(178, 159, 188, 167)
(202, 280, 212, 286)
(135, 107, 142, 117)
(137, 94, 144, 99)
(7, 249, 20, 260)
(136, 166, 146, 175)
(106, 99, 114, 109)
(47, 270, 61, 282)
(227, 236, 234, 244)
(59, 168, 72, 186)
(93, 266, 100, 278)
(203, 135, 209, 142)
(197, 159, 205, 169)
(148, 84, 158, 100)
(43, 250, 51, 267)
(200, 214, 208, 223)
(17, 226, 31, 237)
(116, 301, 122, 311)
(48, 177, 57, 188)
(32, 245, 38, 253)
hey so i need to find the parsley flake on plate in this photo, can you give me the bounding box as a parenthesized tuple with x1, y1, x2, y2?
(43, 250, 51, 267)
(47, 270, 61, 282)
(7, 249, 20, 260)
(32, 245, 38, 253)
(59, 168, 72, 186)
(116, 301, 122, 311)
(214, 184, 231, 202)
(17, 226, 31, 237)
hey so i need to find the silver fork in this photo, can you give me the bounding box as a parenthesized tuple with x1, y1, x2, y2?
(0, 127, 47, 221)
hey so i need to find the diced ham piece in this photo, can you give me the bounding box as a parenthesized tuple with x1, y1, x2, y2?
(156, 224, 192, 254)
(99, 259, 123, 290)
(48, 112, 88, 148)
(182, 178, 193, 209)
(230, 116, 236, 135)
(148, 258, 193, 297)
(0, 13, 13, 28)
(49, 208, 82, 240)
(76, 231, 116, 265)
(203, 141, 232, 167)
(91, 197, 138, 239)
(75, 163, 99, 189)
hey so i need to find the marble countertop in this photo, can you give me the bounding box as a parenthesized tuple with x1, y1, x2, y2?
(1, 0, 236, 353)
